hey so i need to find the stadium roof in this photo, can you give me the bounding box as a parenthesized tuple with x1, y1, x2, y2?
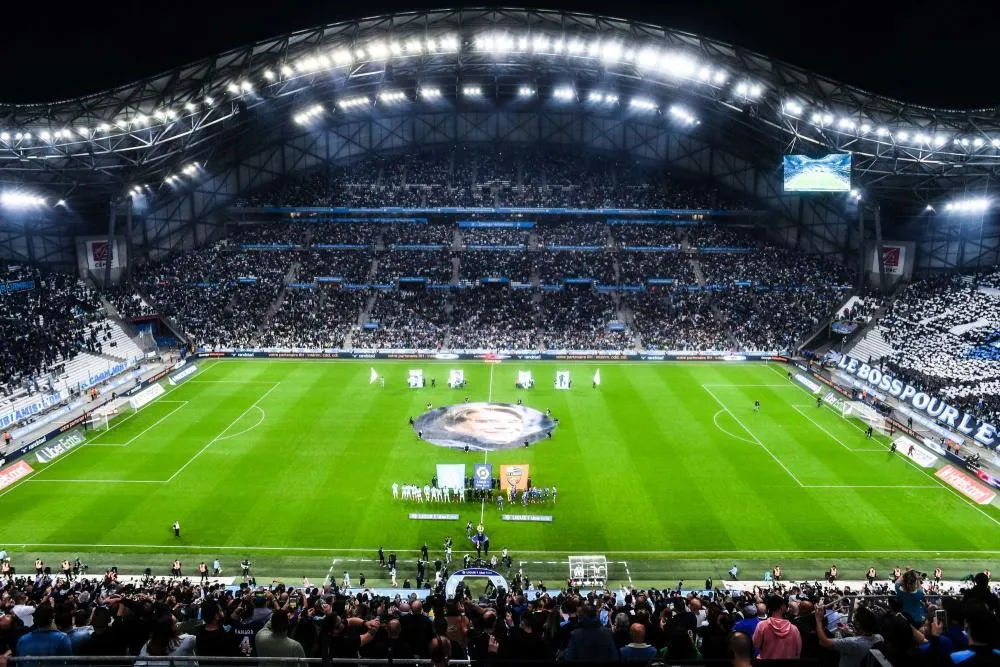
(3, 7, 1000, 214)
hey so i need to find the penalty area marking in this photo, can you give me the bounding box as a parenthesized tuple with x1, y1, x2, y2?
(712, 410, 755, 445)
(790, 405, 885, 453)
(87, 402, 190, 448)
(216, 406, 266, 442)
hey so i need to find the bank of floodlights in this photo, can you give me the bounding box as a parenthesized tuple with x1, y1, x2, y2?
(337, 96, 371, 110)
(669, 105, 698, 126)
(419, 87, 442, 99)
(0, 192, 46, 208)
(587, 91, 618, 104)
(378, 90, 407, 104)
(629, 97, 657, 112)
(518, 86, 536, 98)
(944, 198, 990, 214)
(552, 87, 575, 102)
(293, 104, 325, 125)
(462, 86, 483, 97)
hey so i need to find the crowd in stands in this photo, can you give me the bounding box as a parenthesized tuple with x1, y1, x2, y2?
(297, 250, 372, 284)
(612, 225, 682, 248)
(1, 556, 998, 667)
(460, 228, 530, 247)
(358, 290, 450, 349)
(459, 252, 533, 283)
(0, 267, 103, 393)
(448, 289, 539, 350)
(232, 149, 755, 211)
(878, 271, 1000, 431)
(629, 290, 726, 352)
(375, 251, 454, 283)
(537, 291, 629, 350)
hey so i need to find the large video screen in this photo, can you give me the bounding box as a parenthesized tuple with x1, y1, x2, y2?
(783, 153, 852, 192)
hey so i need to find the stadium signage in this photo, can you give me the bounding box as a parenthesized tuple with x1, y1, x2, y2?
(893, 436, 937, 468)
(35, 430, 85, 464)
(0, 390, 68, 430)
(502, 514, 554, 522)
(935, 465, 997, 504)
(408, 513, 460, 521)
(836, 355, 997, 447)
(794, 373, 822, 394)
(0, 279, 34, 294)
(129, 384, 165, 410)
(168, 363, 198, 385)
(0, 460, 33, 491)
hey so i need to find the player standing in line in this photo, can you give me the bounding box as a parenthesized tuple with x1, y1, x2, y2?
(816, 395, 823, 408)
(342, 571, 351, 589)
(392, 482, 399, 499)
(497, 494, 504, 512)
(754, 400, 760, 414)
(552, 486, 557, 504)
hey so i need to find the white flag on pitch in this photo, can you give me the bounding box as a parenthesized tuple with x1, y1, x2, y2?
(370, 367, 379, 384)
(593, 369, 601, 386)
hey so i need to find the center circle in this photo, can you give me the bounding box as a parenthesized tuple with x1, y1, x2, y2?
(413, 402, 557, 451)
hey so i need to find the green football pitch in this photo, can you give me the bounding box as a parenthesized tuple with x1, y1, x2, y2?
(1, 359, 998, 587)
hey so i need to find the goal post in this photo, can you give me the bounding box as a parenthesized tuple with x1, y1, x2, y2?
(83, 413, 110, 432)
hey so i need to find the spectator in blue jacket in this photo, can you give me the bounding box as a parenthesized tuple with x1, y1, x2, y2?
(618, 624, 656, 662)
(16, 606, 72, 662)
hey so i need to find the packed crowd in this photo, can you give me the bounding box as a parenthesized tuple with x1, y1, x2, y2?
(878, 271, 1000, 430)
(448, 289, 538, 350)
(537, 291, 630, 350)
(2, 553, 998, 667)
(458, 251, 533, 283)
(0, 267, 103, 393)
(232, 149, 755, 211)
(460, 228, 530, 247)
(629, 289, 727, 352)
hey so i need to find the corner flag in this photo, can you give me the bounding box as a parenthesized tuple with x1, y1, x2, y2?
(370, 368, 378, 384)
(593, 369, 601, 386)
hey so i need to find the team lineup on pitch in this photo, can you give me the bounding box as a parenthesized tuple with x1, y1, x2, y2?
(1, 358, 998, 583)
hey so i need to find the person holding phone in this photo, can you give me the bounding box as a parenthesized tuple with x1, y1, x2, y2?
(813, 604, 881, 667)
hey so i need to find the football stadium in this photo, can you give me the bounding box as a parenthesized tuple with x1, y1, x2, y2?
(1, 6, 1000, 665)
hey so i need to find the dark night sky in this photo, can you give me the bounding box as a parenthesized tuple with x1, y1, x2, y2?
(2, 0, 997, 108)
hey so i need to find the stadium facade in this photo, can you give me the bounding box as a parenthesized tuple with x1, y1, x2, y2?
(0, 8, 998, 274)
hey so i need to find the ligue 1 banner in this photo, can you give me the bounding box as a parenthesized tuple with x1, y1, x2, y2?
(836, 354, 997, 448)
(500, 465, 530, 493)
(473, 463, 493, 490)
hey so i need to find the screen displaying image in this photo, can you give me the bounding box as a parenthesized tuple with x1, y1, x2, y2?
(783, 153, 852, 192)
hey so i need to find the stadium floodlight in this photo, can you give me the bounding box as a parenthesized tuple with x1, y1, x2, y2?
(227, 83, 239, 94)
(378, 90, 407, 103)
(974, 137, 985, 147)
(518, 86, 536, 98)
(184, 101, 197, 112)
(0, 132, 8, 141)
(240, 81, 253, 92)
(494, 33, 515, 53)
(735, 82, 748, 95)
(367, 41, 389, 60)
(405, 38, 424, 54)
(587, 91, 617, 104)
(661, 52, 697, 78)
(601, 42, 623, 63)
(713, 70, 727, 84)
(850, 189, 862, 201)
(837, 117, 856, 130)
(822, 113, 833, 125)
(567, 39, 585, 55)
(204, 96, 214, 106)
(993, 139, 1000, 148)
(337, 96, 370, 110)
(462, 85, 482, 97)
(281, 65, 293, 76)
(532, 35, 551, 52)
(14, 132, 23, 140)
(331, 49, 353, 67)
(875, 126, 889, 137)
(783, 100, 804, 116)
(636, 47, 659, 70)
(389, 41, 403, 56)
(419, 87, 442, 99)
(895, 131, 909, 142)
(811, 112, 823, 125)
(40, 131, 51, 142)
(630, 97, 657, 112)
(961, 138, 969, 146)
(517, 36, 529, 51)
(97, 123, 110, 133)
(552, 39, 566, 53)
(698, 67, 712, 82)
(0, 192, 46, 208)
(669, 105, 697, 125)
(587, 39, 600, 57)
(263, 70, 275, 81)
(56, 199, 65, 207)
(23, 133, 30, 141)
(925, 204, 934, 211)
(439, 35, 459, 52)
(944, 198, 990, 214)
(316, 54, 331, 68)
(860, 123, 871, 134)
(913, 133, 928, 144)
(552, 86, 575, 102)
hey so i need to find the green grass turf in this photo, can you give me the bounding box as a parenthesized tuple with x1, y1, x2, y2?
(1, 359, 998, 587)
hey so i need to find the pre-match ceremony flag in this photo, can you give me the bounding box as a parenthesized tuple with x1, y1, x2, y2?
(593, 369, 601, 386)
(369, 367, 378, 384)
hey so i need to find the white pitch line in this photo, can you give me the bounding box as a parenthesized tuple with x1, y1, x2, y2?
(216, 406, 266, 442)
(88, 402, 190, 448)
(802, 485, 941, 489)
(774, 363, 1000, 530)
(165, 383, 281, 483)
(2, 542, 999, 556)
(701, 384, 804, 487)
(27, 479, 164, 484)
(712, 409, 756, 445)
(791, 405, 884, 453)
(701, 384, 799, 388)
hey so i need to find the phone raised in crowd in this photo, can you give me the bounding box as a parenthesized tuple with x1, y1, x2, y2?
(936, 609, 948, 626)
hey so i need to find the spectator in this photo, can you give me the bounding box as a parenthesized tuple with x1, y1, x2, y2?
(618, 623, 656, 662)
(896, 569, 928, 625)
(15, 606, 72, 662)
(136, 614, 197, 665)
(563, 603, 616, 661)
(196, 600, 239, 656)
(730, 631, 754, 667)
(256, 609, 306, 667)
(816, 604, 881, 667)
(752, 595, 801, 659)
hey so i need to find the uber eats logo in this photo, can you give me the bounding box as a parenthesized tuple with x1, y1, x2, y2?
(36, 430, 86, 464)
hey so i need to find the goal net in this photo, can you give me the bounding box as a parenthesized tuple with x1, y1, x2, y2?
(84, 413, 111, 432)
(848, 400, 892, 436)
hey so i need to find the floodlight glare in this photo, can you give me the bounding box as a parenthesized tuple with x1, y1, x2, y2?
(518, 86, 535, 97)
(860, 123, 871, 134)
(974, 137, 985, 147)
(240, 81, 253, 92)
(669, 105, 697, 125)
(532, 36, 550, 52)
(0, 132, 8, 141)
(552, 87, 575, 102)
(263, 70, 275, 81)
(896, 131, 909, 142)
(462, 86, 482, 97)
(337, 96, 371, 110)
(993, 139, 1000, 148)
(1, 192, 46, 208)
(378, 90, 407, 103)
(601, 42, 622, 62)
(40, 131, 51, 141)
(227, 83, 239, 94)
(636, 47, 659, 69)
(945, 198, 990, 214)
(735, 82, 748, 95)
(784, 100, 803, 116)
(419, 87, 442, 99)
(439, 35, 459, 52)
(567, 39, 584, 54)
(934, 135, 948, 146)
(713, 70, 727, 84)
(406, 39, 424, 54)
(630, 97, 657, 112)
(876, 127, 888, 137)
(698, 67, 712, 82)
(811, 113, 823, 125)
(204, 96, 215, 106)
